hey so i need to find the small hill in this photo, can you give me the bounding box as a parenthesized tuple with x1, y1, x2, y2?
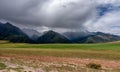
(107, 41, 120, 44)
(37, 30, 71, 43)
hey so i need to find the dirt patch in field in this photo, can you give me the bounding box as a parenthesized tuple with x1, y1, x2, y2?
(0, 54, 120, 69)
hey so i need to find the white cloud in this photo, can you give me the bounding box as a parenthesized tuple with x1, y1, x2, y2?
(87, 10, 120, 35)
(0, 0, 120, 35)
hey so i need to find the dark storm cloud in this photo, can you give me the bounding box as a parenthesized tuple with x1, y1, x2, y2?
(0, 0, 97, 31)
(1, 0, 120, 35)
(0, 0, 47, 25)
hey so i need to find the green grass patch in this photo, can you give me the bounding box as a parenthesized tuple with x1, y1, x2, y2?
(0, 41, 120, 60)
(0, 43, 120, 50)
(0, 63, 7, 70)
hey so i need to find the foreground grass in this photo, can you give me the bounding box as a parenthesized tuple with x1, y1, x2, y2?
(0, 41, 120, 60)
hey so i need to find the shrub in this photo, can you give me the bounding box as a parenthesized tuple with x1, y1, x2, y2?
(0, 63, 7, 70)
(86, 63, 101, 69)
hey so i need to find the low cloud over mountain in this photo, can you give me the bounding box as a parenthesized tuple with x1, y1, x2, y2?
(0, 0, 120, 35)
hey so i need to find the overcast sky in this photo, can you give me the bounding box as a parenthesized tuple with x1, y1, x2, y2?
(0, 0, 120, 35)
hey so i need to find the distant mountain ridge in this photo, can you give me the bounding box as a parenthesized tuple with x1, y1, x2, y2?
(22, 28, 42, 40)
(0, 22, 120, 43)
(63, 31, 91, 40)
(72, 32, 120, 43)
(22, 29, 41, 37)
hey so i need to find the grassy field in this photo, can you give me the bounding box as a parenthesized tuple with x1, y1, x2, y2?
(0, 40, 120, 60)
(0, 41, 120, 72)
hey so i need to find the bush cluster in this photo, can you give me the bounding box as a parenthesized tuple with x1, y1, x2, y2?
(86, 63, 102, 69)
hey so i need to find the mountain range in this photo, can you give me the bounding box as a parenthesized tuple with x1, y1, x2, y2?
(0, 22, 120, 43)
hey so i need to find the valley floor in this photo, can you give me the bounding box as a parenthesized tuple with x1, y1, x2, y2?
(0, 42, 120, 72)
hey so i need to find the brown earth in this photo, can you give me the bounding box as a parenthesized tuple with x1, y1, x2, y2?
(0, 54, 120, 69)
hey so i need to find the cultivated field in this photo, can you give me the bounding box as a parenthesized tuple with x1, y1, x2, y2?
(0, 40, 120, 72)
